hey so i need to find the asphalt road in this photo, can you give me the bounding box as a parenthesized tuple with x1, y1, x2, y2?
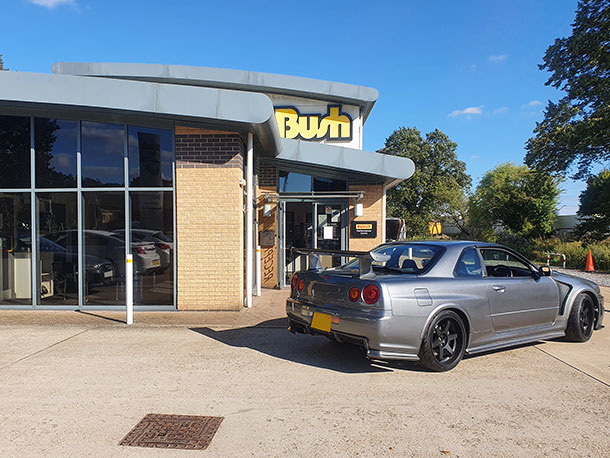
(0, 318, 608, 457)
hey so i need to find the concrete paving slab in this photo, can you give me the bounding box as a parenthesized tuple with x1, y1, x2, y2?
(0, 324, 608, 457)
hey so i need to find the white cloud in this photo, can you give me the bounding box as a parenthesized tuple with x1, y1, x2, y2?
(29, 0, 75, 8)
(492, 106, 509, 115)
(520, 100, 544, 109)
(488, 54, 508, 63)
(470, 155, 480, 160)
(448, 106, 483, 118)
(470, 64, 477, 72)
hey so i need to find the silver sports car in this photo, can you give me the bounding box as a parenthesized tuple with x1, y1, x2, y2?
(286, 241, 605, 371)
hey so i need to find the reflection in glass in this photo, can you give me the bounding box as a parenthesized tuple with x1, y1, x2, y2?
(129, 191, 174, 305)
(0, 115, 30, 188)
(313, 176, 347, 191)
(278, 171, 311, 192)
(37, 193, 78, 305)
(0, 193, 32, 305)
(81, 122, 124, 187)
(83, 192, 125, 305)
(128, 126, 173, 187)
(35, 118, 77, 188)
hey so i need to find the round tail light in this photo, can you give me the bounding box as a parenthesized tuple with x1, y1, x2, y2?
(362, 284, 380, 304)
(291, 274, 298, 290)
(348, 287, 360, 302)
(298, 278, 305, 292)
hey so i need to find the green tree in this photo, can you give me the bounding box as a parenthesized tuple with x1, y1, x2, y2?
(0, 54, 7, 71)
(380, 127, 471, 237)
(525, 0, 610, 179)
(576, 168, 610, 239)
(469, 163, 561, 240)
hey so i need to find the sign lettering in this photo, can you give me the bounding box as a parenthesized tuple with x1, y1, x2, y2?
(274, 105, 352, 141)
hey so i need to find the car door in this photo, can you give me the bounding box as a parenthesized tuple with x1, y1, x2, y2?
(452, 248, 494, 347)
(480, 248, 559, 333)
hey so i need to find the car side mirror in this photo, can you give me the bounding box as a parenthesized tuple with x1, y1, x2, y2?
(538, 265, 552, 277)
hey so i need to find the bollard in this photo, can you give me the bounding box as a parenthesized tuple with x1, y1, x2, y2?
(126, 254, 133, 325)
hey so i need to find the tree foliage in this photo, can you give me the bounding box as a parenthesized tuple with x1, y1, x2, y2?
(525, 0, 610, 179)
(469, 163, 561, 240)
(380, 127, 471, 237)
(576, 168, 610, 239)
(0, 54, 7, 71)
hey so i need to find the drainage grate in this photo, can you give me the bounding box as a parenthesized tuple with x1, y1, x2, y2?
(119, 414, 223, 450)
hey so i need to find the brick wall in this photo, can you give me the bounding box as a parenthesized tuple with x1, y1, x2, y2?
(175, 126, 245, 310)
(348, 183, 384, 252)
(257, 160, 278, 288)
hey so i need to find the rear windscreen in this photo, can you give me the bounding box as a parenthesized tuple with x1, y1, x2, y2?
(343, 244, 444, 274)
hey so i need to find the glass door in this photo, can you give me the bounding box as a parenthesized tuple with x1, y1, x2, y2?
(279, 200, 348, 285)
(315, 203, 347, 269)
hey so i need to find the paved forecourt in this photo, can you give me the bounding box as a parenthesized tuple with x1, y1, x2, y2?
(0, 288, 608, 457)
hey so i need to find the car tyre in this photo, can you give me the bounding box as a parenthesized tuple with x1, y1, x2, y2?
(565, 293, 595, 342)
(419, 310, 467, 372)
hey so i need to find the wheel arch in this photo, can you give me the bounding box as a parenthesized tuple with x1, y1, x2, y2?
(565, 288, 600, 326)
(419, 304, 472, 348)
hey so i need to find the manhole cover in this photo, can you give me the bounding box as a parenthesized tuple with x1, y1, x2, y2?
(119, 414, 224, 450)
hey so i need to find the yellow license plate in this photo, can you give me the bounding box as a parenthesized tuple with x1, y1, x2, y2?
(152, 260, 160, 266)
(311, 312, 332, 332)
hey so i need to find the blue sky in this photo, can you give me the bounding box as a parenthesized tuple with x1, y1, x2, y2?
(1, 0, 585, 213)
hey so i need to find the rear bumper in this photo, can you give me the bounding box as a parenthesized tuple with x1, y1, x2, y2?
(286, 298, 420, 361)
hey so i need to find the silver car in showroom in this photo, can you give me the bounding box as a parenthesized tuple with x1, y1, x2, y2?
(287, 241, 605, 371)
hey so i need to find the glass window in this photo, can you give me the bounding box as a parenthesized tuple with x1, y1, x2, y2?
(128, 126, 173, 187)
(481, 249, 533, 278)
(454, 248, 483, 277)
(278, 171, 311, 192)
(343, 243, 444, 274)
(83, 192, 125, 305)
(0, 193, 32, 305)
(35, 118, 77, 188)
(313, 176, 347, 191)
(129, 191, 174, 305)
(37, 193, 78, 305)
(0, 115, 30, 188)
(81, 122, 124, 187)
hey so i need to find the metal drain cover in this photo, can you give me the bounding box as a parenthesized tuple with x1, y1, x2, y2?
(120, 414, 223, 450)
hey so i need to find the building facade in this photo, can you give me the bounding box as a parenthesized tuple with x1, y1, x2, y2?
(0, 63, 414, 311)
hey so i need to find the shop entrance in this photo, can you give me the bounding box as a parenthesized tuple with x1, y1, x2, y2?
(278, 200, 348, 287)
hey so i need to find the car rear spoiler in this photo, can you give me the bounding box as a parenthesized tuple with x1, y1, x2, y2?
(291, 247, 390, 278)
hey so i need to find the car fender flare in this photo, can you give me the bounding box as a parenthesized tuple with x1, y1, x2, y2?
(563, 286, 601, 327)
(418, 303, 472, 347)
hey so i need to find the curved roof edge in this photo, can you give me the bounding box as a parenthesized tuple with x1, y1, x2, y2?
(52, 62, 380, 122)
(277, 138, 414, 187)
(0, 70, 282, 157)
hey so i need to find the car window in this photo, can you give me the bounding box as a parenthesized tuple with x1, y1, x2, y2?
(481, 249, 532, 277)
(343, 244, 444, 274)
(454, 248, 482, 277)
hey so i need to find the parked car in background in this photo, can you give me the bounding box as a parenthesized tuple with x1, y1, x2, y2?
(287, 241, 604, 371)
(16, 236, 115, 292)
(47, 230, 160, 277)
(112, 229, 173, 273)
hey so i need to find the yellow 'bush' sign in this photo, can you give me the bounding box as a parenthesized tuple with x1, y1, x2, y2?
(274, 105, 352, 141)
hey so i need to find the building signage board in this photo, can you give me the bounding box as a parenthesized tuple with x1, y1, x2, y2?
(274, 105, 352, 141)
(350, 221, 377, 238)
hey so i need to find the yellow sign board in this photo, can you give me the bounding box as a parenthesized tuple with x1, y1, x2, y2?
(356, 223, 373, 230)
(274, 105, 352, 141)
(429, 221, 442, 236)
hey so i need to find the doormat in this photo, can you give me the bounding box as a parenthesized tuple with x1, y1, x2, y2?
(119, 414, 224, 450)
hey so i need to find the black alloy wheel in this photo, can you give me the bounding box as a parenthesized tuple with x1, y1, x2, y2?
(419, 310, 467, 372)
(566, 293, 595, 342)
